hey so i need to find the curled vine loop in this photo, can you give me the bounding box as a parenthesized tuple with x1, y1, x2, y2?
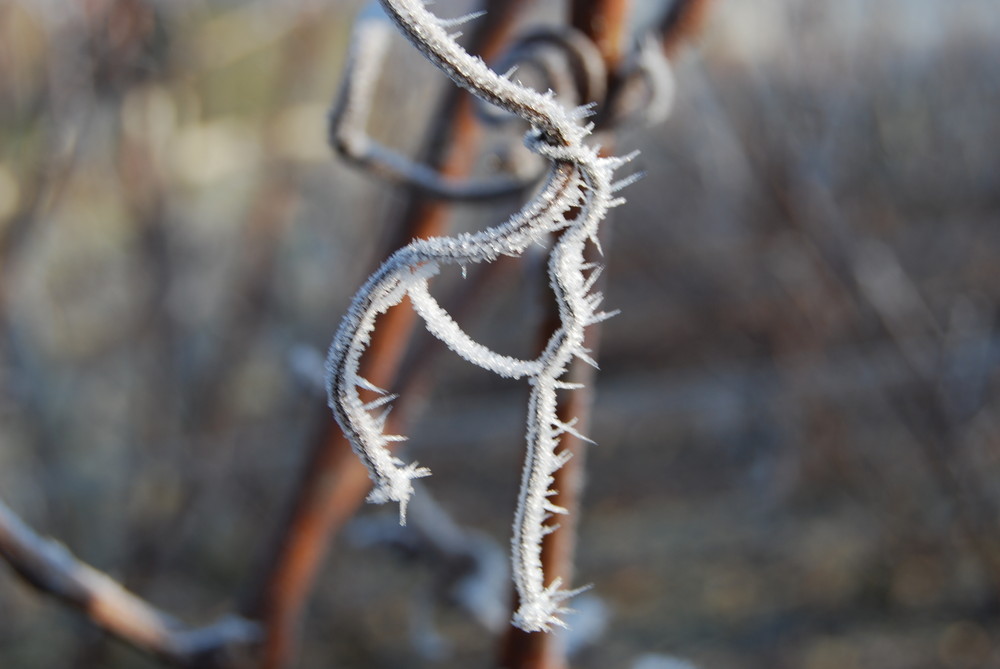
(325, 0, 640, 632)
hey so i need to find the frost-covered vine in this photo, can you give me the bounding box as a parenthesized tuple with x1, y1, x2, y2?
(325, 0, 637, 632)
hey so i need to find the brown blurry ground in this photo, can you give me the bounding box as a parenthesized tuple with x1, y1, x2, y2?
(2, 1, 1000, 668)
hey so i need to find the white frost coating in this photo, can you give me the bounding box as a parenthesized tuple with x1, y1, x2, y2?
(408, 273, 542, 380)
(330, 4, 532, 201)
(325, 0, 637, 632)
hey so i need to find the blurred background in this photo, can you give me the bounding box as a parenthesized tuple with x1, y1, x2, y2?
(1, 0, 1000, 667)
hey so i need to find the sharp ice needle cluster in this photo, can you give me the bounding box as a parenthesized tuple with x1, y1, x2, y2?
(325, 0, 636, 632)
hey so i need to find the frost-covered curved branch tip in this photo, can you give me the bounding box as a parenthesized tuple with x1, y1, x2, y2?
(325, 0, 636, 632)
(329, 3, 538, 201)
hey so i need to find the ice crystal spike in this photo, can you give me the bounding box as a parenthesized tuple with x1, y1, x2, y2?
(362, 394, 397, 412)
(372, 408, 392, 431)
(574, 349, 600, 369)
(552, 450, 574, 469)
(585, 309, 620, 325)
(588, 232, 605, 256)
(355, 377, 388, 395)
(611, 171, 645, 192)
(584, 292, 604, 310)
(570, 102, 598, 119)
(581, 265, 604, 293)
(433, 10, 485, 28)
(608, 149, 640, 167)
(553, 418, 594, 444)
(543, 501, 569, 515)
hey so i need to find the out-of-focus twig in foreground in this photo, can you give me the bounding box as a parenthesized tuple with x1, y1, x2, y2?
(0, 500, 260, 668)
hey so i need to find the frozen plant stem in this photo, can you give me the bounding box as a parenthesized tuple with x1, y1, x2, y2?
(325, 0, 634, 632)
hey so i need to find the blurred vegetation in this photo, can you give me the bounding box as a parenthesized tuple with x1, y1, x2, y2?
(1, 1, 1000, 668)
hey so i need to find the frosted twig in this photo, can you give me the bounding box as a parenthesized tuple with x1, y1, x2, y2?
(325, 0, 636, 632)
(330, 2, 538, 201)
(606, 35, 676, 126)
(477, 26, 608, 128)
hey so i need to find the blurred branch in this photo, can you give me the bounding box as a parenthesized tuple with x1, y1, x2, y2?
(348, 482, 510, 633)
(757, 122, 1000, 598)
(71, 17, 334, 642)
(0, 500, 259, 668)
(124, 11, 331, 602)
(560, 0, 707, 132)
(852, 243, 1000, 588)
